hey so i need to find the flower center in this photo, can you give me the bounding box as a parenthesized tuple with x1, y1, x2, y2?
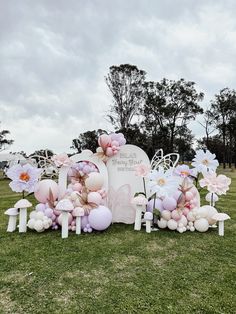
(202, 159, 209, 166)
(19, 172, 30, 182)
(180, 171, 189, 176)
(157, 178, 166, 186)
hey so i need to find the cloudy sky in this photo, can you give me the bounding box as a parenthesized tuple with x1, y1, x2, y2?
(1, 0, 236, 154)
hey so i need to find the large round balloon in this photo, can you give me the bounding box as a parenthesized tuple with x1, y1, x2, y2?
(34, 179, 59, 203)
(88, 206, 112, 231)
(85, 173, 104, 191)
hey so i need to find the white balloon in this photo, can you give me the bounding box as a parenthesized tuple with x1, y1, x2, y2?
(194, 218, 209, 232)
(167, 219, 178, 230)
(187, 211, 195, 222)
(161, 210, 171, 221)
(36, 211, 45, 220)
(28, 219, 35, 229)
(204, 206, 218, 225)
(190, 226, 195, 232)
(157, 218, 168, 229)
(29, 211, 37, 220)
(34, 220, 44, 232)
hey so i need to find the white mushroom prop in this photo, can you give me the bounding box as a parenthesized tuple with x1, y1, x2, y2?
(212, 213, 230, 236)
(72, 207, 85, 235)
(144, 212, 153, 233)
(55, 199, 74, 238)
(4, 208, 18, 232)
(14, 199, 32, 232)
(132, 195, 148, 231)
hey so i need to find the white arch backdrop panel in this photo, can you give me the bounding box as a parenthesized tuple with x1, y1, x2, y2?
(107, 145, 150, 224)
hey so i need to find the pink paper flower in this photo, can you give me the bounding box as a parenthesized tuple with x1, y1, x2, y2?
(52, 153, 73, 167)
(6, 164, 42, 193)
(199, 173, 231, 195)
(134, 164, 150, 177)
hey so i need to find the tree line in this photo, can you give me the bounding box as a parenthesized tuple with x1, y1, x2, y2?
(1, 64, 236, 168)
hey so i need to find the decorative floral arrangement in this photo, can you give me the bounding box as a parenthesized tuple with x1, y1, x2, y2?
(133, 149, 231, 234)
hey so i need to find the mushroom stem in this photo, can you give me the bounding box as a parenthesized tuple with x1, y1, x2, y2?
(7, 216, 17, 232)
(134, 205, 144, 231)
(61, 211, 69, 238)
(219, 221, 224, 236)
(19, 208, 27, 232)
(146, 220, 151, 233)
(58, 166, 70, 200)
(76, 217, 81, 235)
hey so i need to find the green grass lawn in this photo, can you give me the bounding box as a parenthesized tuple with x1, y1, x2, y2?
(0, 170, 235, 314)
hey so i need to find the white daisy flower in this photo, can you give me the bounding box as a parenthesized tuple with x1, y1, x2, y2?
(147, 167, 181, 198)
(191, 150, 219, 174)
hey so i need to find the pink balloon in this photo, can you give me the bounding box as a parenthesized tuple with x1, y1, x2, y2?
(171, 210, 182, 221)
(34, 179, 59, 203)
(88, 206, 112, 231)
(53, 209, 61, 216)
(98, 134, 111, 150)
(162, 197, 177, 212)
(183, 208, 190, 216)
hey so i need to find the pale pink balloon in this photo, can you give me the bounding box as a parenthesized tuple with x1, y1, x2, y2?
(183, 208, 190, 216)
(57, 213, 73, 226)
(106, 147, 114, 157)
(171, 210, 182, 221)
(72, 183, 82, 192)
(98, 134, 111, 150)
(53, 209, 61, 216)
(163, 197, 177, 212)
(34, 179, 59, 203)
(87, 192, 102, 205)
(85, 173, 104, 191)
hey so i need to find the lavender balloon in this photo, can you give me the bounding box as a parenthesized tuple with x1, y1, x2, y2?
(81, 215, 89, 229)
(162, 197, 177, 212)
(88, 206, 112, 231)
(147, 198, 164, 212)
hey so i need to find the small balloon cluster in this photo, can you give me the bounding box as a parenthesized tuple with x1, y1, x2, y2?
(147, 180, 218, 233)
(96, 133, 126, 160)
(28, 204, 54, 232)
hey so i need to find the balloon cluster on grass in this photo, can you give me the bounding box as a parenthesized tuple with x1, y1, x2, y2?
(96, 133, 126, 160)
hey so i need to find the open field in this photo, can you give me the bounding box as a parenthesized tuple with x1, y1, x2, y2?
(0, 169, 235, 314)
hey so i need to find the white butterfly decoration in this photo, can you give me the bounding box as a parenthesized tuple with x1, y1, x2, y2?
(27, 152, 58, 179)
(151, 149, 179, 171)
(108, 184, 136, 224)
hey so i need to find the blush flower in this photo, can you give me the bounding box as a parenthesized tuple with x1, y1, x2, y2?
(147, 167, 181, 198)
(199, 173, 231, 195)
(134, 164, 151, 177)
(191, 150, 219, 174)
(6, 164, 42, 193)
(51, 153, 73, 167)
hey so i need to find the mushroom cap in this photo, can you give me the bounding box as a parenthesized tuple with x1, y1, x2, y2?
(131, 195, 148, 206)
(212, 213, 230, 221)
(14, 199, 32, 209)
(4, 207, 18, 216)
(55, 199, 74, 211)
(72, 207, 85, 217)
(144, 212, 153, 221)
